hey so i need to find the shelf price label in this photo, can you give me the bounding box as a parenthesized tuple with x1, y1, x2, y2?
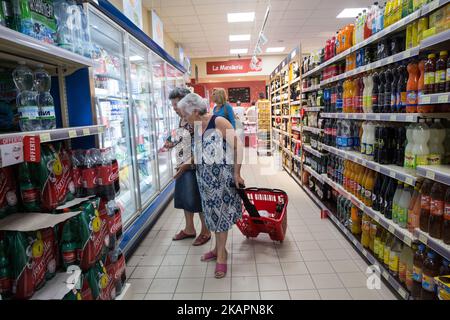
(375, 165, 381, 172)
(405, 115, 414, 122)
(418, 233, 428, 245)
(399, 288, 408, 300)
(404, 237, 412, 247)
(389, 171, 396, 179)
(98, 127, 105, 133)
(388, 225, 395, 234)
(425, 170, 436, 180)
(373, 215, 380, 223)
(421, 96, 431, 104)
(382, 270, 390, 280)
(387, 56, 394, 64)
(406, 177, 414, 186)
(40, 133, 51, 142)
(429, 0, 440, 12)
(69, 130, 77, 138)
(375, 115, 381, 120)
(438, 95, 449, 103)
(83, 128, 90, 136)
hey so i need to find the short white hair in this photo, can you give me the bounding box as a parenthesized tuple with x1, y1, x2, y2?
(177, 93, 208, 115)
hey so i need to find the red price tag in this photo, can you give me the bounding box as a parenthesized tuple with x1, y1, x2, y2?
(23, 135, 41, 163)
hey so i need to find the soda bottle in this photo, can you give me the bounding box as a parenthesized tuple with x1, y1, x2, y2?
(82, 148, 100, 196)
(408, 181, 422, 233)
(419, 179, 434, 232)
(404, 123, 415, 168)
(34, 64, 56, 130)
(392, 181, 403, 224)
(71, 150, 85, 198)
(411, 243, 426, 299)
(424, 53, 436, 95)
(406, 61, 419, 113)
(361, 214, 371, 248)
(429, 182, 445, 239)
(369, 220, 377, 252)
(436, 51, 448, 93)
(405, 242, 418, 292)
(390, 66, 399, 112)
(377, 71, 386, 113)
(399, 242, 410, 284)
(389, 238, 402, 278)
(352, 77, 359, 113)
(372, 71, 380, 113)
(367, 122, 376, 160)
(412, 119, 430, 168)
(105, 200, 122, 251)
(396, 64, 408, 113)
(383, 67, 393, 113)
(98, 148, 116, 201)
(383, 233, 393, 268)
(377, 175, 389, 213)
(420, 251, 440, 300)
(0, 239, 11, 297)
(384, 178, 397, 219)
(359, 168, 369, 201)
(446, 55, 450, 93)
(365, 171, 376, 207)
(330, 85, 337, 112)
(351, 206, 362, 235)
(61, 220, 79, 269)
(372, 173, 382, 211)
(374, 222, 383, 257)
(395, 126, 406, 167)
(444, 187, 450, 245)
(398, 184, 412, 228)
(332, 119, 338, 147)
(12, 62, 40, 131)
(19, 162, 40, 212)
(336, 81, 343, 113)
(428, 119, 446, 166)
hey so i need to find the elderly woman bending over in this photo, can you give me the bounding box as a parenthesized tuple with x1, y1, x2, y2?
(175, 93, 244, 279)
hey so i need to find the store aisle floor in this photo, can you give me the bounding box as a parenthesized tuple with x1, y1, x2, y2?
(126, 156, 398, 300)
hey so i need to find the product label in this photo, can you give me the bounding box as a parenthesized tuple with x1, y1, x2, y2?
(404, 152, 416, 168)
(361, 143, 366, 155)
(362, 220, 371, 233)
(421, 195, 431, 210)
(391, 93, 396, 107)
(372, 192, 377, 203)
(361, 187, 366, 200)
(336, 98, 343, 111)
(38, 106, 55, 120)
(424, 72, 435, 85)
(427, 153, 441, 165)
(374, 238, 380, 256)
(399, 262, 407, 281)
(0, 276, 11, 294)
(392, 203, 398, 221)
(412, 266, 422, 282)
(416, 154, 428, 166)
(97, 165, 113, 186)
(422, 274, 435, 292)
(436, 70, 446, 84)
(406, 90, 418, 106)
(331, 93, 337, 104)
(366, 144, 374, 157)
(372, 95, 378, 107)
(431, 199, 444, 216)
(389, 253, 400, 273)
(384, 247, 391, 265)
(82, 168, 97, 189)
(408, 209, 419, 229)
(21, 188, 39, 203)
(72, 168, 83, 188)
(447, 68, 450, 82)
(365, 189, 372, 200)
(445, 203, 450, 221)
(398, 207, 408, 226)
(18, 106, 39, 120)
(378, 244, 384, 261)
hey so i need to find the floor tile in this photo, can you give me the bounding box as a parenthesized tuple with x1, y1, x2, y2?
(281, 262, 309, 275)
(204, 277, 231, 292)
(167, 245, 190, 255)
(176, 278, 205, 293)
(330, 260, 361, 273)
(130, 266, 158, 279)
(347, 287, 383, 300)
(255, 252, 280, 264)
(144, 293, 173, 300)
(161, 254, 187, 266)
(180, 265, 207, 278)
(202, 292, 231, 300)
(131, 293, 145, 300)
(133, 246, 150, 256)
(256, 263, 284, 276)
(324, 249, 352, 261)
(258, 276, 287, 291)
(317, 240, 344, 250)
(148, 278, 178, 293)
(139, 255, 165, 266)
(231, 263, 257, 277)
(128, 278, 152, 294)
(278, 251, 303, 263)
(260, 291, 290, 300)
(173, 293, 202, 300)
(338, 272, 369, 288)
(296, 241, 320, 251)
(289, 290, 321, 300)
(127, 255, 143, 267)
(232, 253, 255, 265)
(184, 254, 204, 266)
(300, 250, 327, 261)
(274, 241, 298, 252)
(231, 292, 261, 300)
(305, 261, 335, 274)
(144, 245, 171, 256)
(318, 288, 352, 300)
(231, 277, 259, 292)
(155, 266, 183, 279)
(312, 274, 344, 289)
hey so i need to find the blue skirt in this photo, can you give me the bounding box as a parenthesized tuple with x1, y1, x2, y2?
(174, 169, 203, 213)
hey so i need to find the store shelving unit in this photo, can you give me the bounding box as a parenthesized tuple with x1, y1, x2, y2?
(257, 99, 272, 156)
(321, 112, 450, 122)
(416, 165, 450, 186)
(303, 144, 324, 159)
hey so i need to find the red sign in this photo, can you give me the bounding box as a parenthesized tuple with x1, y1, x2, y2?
(23, 136, 41, 163)
(206, 58, 262, 75)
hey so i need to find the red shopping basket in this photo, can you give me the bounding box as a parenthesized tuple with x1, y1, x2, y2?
(236, 188, 288, 242)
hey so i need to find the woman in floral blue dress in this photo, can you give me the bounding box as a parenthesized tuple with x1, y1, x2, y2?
(175, 93, 244, 278)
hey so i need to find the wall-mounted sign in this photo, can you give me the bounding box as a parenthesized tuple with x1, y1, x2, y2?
(206, 58, 262, 75)
(123, 0, 143, 29)
(152, 10, 164, 48)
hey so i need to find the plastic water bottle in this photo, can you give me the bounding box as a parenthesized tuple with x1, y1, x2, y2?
(428, 119, 446, 165)
(361, 122, 368, 155)
(54, 0, 74, 51)
(34, 64, 56, 130)
(411, 119, 430, 168)
(12, 62, 40, 131)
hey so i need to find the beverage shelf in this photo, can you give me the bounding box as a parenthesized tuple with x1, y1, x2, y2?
(283, 146, 292, 155)
(416, 165, 450, 186)
(271, 88, 281, 95)
(293, 154, 302, 162)
(0, 25, 93, 74)
(320, 143, 418, 186)
(323, 201, 410, 300)
(320, 47, 420, 86)
(413, 229, 450, 260)
(419, 93, 450, 104)
(304, 165, 323, 183)
(303, 126, 323, 134)
(283, 164, 292, 174)
(303, 144, 324, 158)
(302, 85, 321, 93)
(292, 76, 302, 84)
(282, 115, 291, 119)
(322, 175, 416, 248)
(292, 138, 302, 144)
(115, 283, 133, 300)
(282, 83, 289, 89)
(291, 126, 302, 132)
(290, 100, 301, 106)
(272, 139, 281, 147)
(419, 28, 450, 50)
(320, 112, 450, 122)
(291, 114, 302, 118)
(303, 107, 323, 112)
(302, 0, 448, 79)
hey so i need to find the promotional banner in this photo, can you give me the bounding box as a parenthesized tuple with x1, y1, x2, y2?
(123, 0, 143, 30)
(152, 10, 164, 48)
(206, 58, 262, 75)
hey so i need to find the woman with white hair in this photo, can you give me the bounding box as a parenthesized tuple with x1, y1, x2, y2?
(175, 93, 244, 279)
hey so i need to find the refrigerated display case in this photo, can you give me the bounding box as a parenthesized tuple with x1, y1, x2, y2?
(89, 7, 138, 224)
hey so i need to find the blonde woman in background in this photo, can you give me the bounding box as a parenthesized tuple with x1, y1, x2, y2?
(211, 88, 236, 129)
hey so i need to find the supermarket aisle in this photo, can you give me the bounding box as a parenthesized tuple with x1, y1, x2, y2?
(126, 157, 398, 300)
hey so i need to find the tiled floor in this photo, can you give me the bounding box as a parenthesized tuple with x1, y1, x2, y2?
(126, 157, 398, 300)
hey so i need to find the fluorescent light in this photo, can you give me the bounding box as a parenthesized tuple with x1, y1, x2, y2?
(336, 8, 366, 18)
(229, 34, 251, 42)
(130, 55, 144, 62)
(230, 48, 248, 54)
(266, 47, 285, 53)
(227, 12, 255, 23)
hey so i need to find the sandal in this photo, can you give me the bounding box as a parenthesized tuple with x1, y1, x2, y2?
(215, 263, 227, 279)
(172, 230, 196, 241)
(193, 234, 211, 246)
(200, 251, 217, 262)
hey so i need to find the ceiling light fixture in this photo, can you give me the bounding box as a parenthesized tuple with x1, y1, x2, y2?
(230, 48, 248, 54)
(255, 45, 262, 55)
(336, 8, 366, 18)
(227, 12, 255, 23)
(251, 4, 270, 59)
(229, 34, 251, 42)
(266, 47, 285, 53)
(130, 55, 144, 62)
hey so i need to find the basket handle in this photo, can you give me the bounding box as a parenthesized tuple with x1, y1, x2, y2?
(245, 187, 287, 195)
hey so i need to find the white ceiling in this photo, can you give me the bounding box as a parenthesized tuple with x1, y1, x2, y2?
(143, 0, 374, 58)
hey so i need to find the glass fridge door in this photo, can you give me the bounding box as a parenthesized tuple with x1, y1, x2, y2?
(128, 39, 158, 207)
(89, 8, 138, 224)
(165, 63, 180, 174)
(152, 54, 172, 189)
